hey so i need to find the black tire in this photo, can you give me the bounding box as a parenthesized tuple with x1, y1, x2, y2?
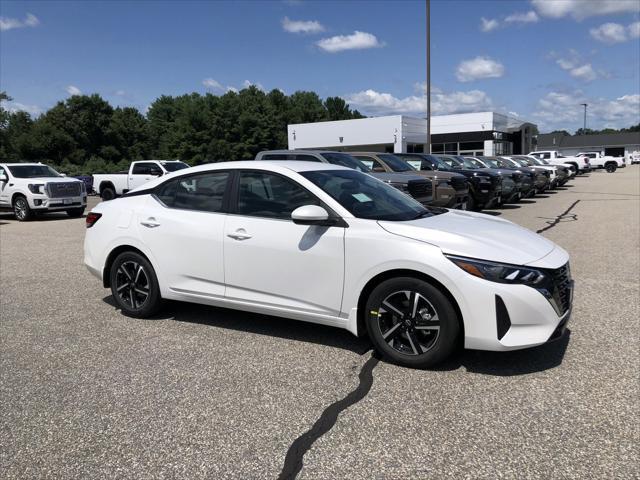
(101, 187, 116, 201)
(13, 195, 33, 221)
(605, 163, 617, 173)
(365, 277, 460, 368)
(109, 251, 162, 318)
(66, 207, 85, 218)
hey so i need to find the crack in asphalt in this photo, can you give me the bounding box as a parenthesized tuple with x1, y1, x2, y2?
(536, 200, 580, 234)
(278, 354, 380, 480)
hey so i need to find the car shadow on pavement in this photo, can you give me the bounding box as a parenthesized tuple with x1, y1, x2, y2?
(102, 296, 372, 355)
(435, 331, 571, 376)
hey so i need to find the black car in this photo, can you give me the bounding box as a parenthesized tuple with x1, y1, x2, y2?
(482, 156, 549, 195)
(394, 153, 502, 211)
(450, 156, 522, 202)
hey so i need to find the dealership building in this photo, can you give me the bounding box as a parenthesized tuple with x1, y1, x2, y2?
(536, 131, 640, 158)
(287, 112, 538, 156)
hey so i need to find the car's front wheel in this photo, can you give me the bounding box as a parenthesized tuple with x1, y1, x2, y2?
(365, 277, 460, 368)
(13, 195, 32, 221)
(66, 207, 85, 218)
(109, 251, 162, 318)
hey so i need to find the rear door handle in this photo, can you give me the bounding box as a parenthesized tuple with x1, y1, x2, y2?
(227, 229, 252, 240)
(141, 217, 161, 228)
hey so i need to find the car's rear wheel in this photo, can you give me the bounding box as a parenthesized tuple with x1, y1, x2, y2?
(13, 195, 32, 221)
(605, 162, 617, 173)
(365, 277, 460, 368)
(110, 251, 162, 318)
(66, 207, 85, 218)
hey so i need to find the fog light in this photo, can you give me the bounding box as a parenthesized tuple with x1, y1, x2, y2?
(34, 199, 42, 206)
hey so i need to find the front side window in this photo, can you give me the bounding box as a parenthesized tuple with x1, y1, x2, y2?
(6, 164, 62, 178)
(237, 171, 320, 220)
(301, 169, 430, 221)
(354, 156, 385, 172)
(132, 163, 156, 175)
(155, 171, 229, 212)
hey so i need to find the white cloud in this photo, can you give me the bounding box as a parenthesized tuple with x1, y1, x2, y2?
(590, 21, 640, 44)
(590, 23, 627, 44)
(345, 86, 493, 116)
(202, 78, 223, 90)
(0, 12, 40, 31)
(456, 56, 505, 82)
(316, 31, 385, 53)
(115, 90, 126, 96)
(282, 16, 324, 34)
(553, 51, 603, 82)
(504, 11, 539, 24)
(533, 90, 640, 130)
(531, 0, 640, 20)
(242, 80, 265, 91)
(0, 99, 42, 116)
(226, 86, 239, 93)
(66, 85, 82, 95)
(480, 17, 499, 32)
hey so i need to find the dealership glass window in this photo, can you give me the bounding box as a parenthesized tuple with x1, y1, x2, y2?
(493, 141, 513, 155)
(459, 141, 484, 151)
(155, 171, 229, 212)
(431, 144, 444, 153)
(237, 171, 320, 220)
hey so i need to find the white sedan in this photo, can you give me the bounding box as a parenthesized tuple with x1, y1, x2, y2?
(84, 161, 573, 368)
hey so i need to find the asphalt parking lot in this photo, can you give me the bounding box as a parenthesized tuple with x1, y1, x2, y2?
(1, 167, 638, 479)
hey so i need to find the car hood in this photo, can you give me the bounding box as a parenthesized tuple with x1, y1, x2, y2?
(370, 172, 427, 183)
(477, 168, 515, 177)
(378, 209, 556, 265)
(450, 168, 498, 178)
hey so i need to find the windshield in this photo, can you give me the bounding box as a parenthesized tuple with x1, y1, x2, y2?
(500, 158, 519, 168)
(161, 161, 190, 172)
(7, 164, 62, 178)
(465, 157, 487, 169)
(378, 154, 414, 172)
(320, 153, 370, 172)
(481, 158, 503, 169)
(301, 169, 431, 221)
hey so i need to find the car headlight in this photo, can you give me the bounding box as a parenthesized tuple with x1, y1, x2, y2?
(445, 254, 547, 286)
(28, 184, 45, 194)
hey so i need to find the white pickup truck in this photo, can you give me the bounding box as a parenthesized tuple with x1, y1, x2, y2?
(93, 160, 190, 200)
(528, 150, 591, 173)
(577, 152, 625, 172)
(0, 162, 87, 221)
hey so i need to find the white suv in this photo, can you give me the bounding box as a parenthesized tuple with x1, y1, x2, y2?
(84, 161, 573, 368)
(0, 163, 87, 221)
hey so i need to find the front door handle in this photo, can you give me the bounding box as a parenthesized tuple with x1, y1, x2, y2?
(141, 217, 161, 228)
(227, 229, 252, 240)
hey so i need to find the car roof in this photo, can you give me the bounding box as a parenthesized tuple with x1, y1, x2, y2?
(171, 160, 350, 174)
(259, 150, 355, 155)
(0, 162, 46, 166)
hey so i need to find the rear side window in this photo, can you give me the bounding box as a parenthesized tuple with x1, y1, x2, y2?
(132, 162, 163, 175)
(155, 171, 229, 212)
(237, 171, 320, 220)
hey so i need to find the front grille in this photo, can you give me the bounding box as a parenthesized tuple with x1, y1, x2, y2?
(450, 176, 468, 191)
(407, 179, 433, 200)
(550, 263, 572, 315)
(490, 175, 502, 186)
(46, 182, 82, 198)
(511, 172, 523, 183)
(501, 176, 515, 194)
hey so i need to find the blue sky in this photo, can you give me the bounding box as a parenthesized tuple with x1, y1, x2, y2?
(1, 0, 639, 132)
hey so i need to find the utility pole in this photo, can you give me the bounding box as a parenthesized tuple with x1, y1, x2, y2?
(580, 103, 588, 134)
(426, 0, 431, 153)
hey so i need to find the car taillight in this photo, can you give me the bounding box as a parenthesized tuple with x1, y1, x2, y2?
(86, 212, 102, 228)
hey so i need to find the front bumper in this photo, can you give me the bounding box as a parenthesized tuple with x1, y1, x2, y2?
(432, 183, 468, 208)
(29, 194, 87, 211)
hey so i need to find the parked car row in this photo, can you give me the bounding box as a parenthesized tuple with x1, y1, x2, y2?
(84, 157, 578, 369)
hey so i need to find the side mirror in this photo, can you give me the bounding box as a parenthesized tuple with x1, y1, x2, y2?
(150, 170, 163, 177)
(60, 173, 67, 177)
(0, 174, 7, 182)
(291, 205, 331, 226)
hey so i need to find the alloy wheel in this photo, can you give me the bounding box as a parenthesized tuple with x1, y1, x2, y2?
(115, 260, 150, 309)
(376, 290, 440, 356)
(14, 199, 27, 220)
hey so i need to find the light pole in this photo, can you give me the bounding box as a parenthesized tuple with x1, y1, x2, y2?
(580, 103, 588, 134)
(426, 0, 431, 154)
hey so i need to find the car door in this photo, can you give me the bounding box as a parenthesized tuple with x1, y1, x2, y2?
(0, 166, 9, 207)
(224, 170, 345, 318)
(137, 170, 230, 298)
(128, 162, 162, 191)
